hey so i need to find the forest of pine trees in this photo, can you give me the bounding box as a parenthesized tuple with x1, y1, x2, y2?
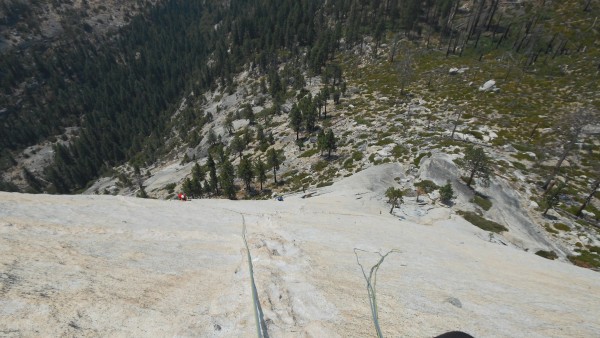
(1, 0, 590, 193)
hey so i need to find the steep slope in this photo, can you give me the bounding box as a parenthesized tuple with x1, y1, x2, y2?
(1, 165, 599, 337)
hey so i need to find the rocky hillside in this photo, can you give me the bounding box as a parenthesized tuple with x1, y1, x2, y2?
(0, 0, 160, 52)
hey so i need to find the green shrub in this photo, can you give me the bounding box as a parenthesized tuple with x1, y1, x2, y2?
(164, 183, 177, 194)
(472, 195, 492, 211)
(512, 161, 527, 171)
(300, 148, 319, 158)
(439, 181, 454, 204)
(391, 145, 408, 158)
(512, 152, 535, 161)
(316, 181, 333, 188)
(553, 223, 570, 231)
(413, 152, 431, 166)
(589, 246, 600, 254)
(544, 222, 559, 234)
(467, 130, 484, 140)
(313, 160, 328, 171)
(414, 180, 438, 193)
(343, 158, 354, 169)
(352, 151, 364, 161)
(375, 138, 394, 146)
(457, 211, 508, 233)
(569, 250, 600, 269)
(535, 250, 558, 260)
(354, 116, 372, 126)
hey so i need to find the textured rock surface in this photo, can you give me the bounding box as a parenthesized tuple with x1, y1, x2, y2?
(1, 165, 599, 337)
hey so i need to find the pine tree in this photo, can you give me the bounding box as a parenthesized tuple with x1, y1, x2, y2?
(207, 153, 219, 196)
(321, 87, 330, 118)
(243, 126, 254, 146)
(439, 181, 455, 205)
(224, 112, 234, 135)
(267, 148, 281, 184)
(289, 103, 303, 140)
(238, 156, 254, 192)
(385, 187, 404, 214)
(325, 129, 336, 158)
(192, 162, 204, 182)
(230, 135, 245, 158)
(182, 177, 193, 197)
(541, 180, 566, 216)
(190, 162, 205, 197)
(242, 104, 255, 124)
(575, 177, 600, 217)
(457, 146, 493, 187)
(300, 95, 317, 133)
(255, 158, 267, 191)
(207, 127, 218, 146)
(220, 157, 236, 199)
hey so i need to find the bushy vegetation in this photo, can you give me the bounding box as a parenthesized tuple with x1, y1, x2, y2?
(569, 250, 600, 269)
(535, 250, 558, 260)
(439, 181, 454, 205)
(457, 211, 508, 233)
(472, 195, 492, 211)
(414, 180, 438, 193)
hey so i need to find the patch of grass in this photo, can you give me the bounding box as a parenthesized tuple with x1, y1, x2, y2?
(513, 143, 534, 152)
(512, 161, 527, 171)
(472, 195, 492, 211)
(313, 160, 328, 172)
(553, 223, 571, 232)
(300, 148, 319, 158)
(354, 116, 372, 127)
(379, 131, 393, 138)
(375, 138, 394, 146)
(512, 152, 535, 162)
(316, 181, 333, 188)
(589, 246, 600, 254)
(467, 130, 484, 140)
(352, 151, 364, 161)
(343, 158, 354, 170)
(289, 172, 310, 187)
(535, 250, 558, 260)
(569, 250, 600, 269)
(391, 145, 409, 158)
(544, 224, 558, 235)
(457, 211, 508, 233)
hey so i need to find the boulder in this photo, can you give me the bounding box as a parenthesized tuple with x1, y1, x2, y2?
(449, 67, 469, 75)
(582, 210, 596, 219)
(479, 80, 496, 91)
